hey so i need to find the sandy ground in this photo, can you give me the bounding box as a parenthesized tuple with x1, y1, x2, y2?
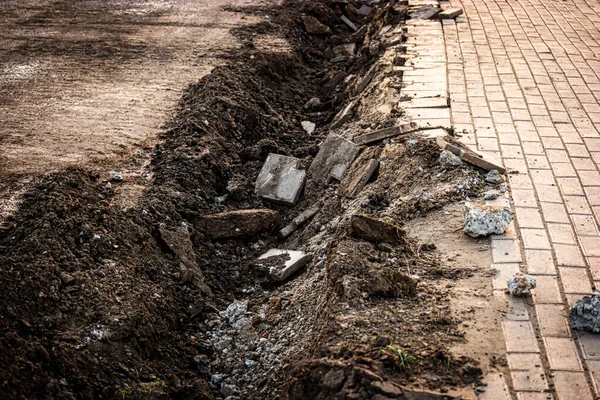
(0, 0, 264, 222)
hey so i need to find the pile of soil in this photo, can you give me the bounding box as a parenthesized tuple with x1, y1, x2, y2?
(0, 1, 491, 399)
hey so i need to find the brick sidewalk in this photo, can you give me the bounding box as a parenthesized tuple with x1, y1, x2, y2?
(438, 0, 600, 398)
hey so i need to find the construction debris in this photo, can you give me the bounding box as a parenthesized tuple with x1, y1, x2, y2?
(340, 147, 382, 198)
(302, 16, 331, 35)
(410, 5, 441, 19)
(463, 202, 513, 237)
(507, 272, 536, 296)
(438, 8, 464, 19)
(570, 292, 600, 333)
(195, 209, 280, 239)
(349, 214, 405, 243)
(354, 64, 377, 94)
(353, 122, 417, 145)
(309, 135, 360, 184)
(279, 205, 320, 239)
(437, 137, 506, 173)
(359, 4, 373, 16)
(330, 100, 357, 129)
(301, 121, 316, 134)
(255, 154, 306, 205)
(485, 170, 503, 184)
(304, 97, 321, 110)
(439, 149, 462, 169)
(341, 15, 358, 32)
(257, 249, 313, 281)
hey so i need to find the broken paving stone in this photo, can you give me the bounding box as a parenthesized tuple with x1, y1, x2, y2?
(279, 205, 320, 239)
(438, 7, 464, 19)
(257, 249, 313, 281)
(309, 135, 360, 184)
(302, 16, 331, 35)
(507, 272, 536, 296)
(463, 202, 513, 237)
(349, 214, 405, 244)
(353, 122, 418, 145)
(301, 121, 316, 134)
(354, 64, 377, 94)
(340, 147, 382, 198)
(437, 136, 506, 173)
(485, 169, 503, 184)
(410, 5, 441, 19)
(330, 100, 357, 129)
(333, 43, 356, 57)
(341, 15, 358, 31)
(570, 292, 600, 333)
(195, 209, 280, 239)
(439, 150, 462, 169)
(255, 154, 306, 205)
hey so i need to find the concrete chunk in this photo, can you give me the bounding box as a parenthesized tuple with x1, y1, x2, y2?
(358, 4, 373, 16)
(570, 292, 600, 333)
(439, 8, 463, 19)
(354, 64, 377, 94)
(463, 202, 513, 237)
(255, 154, 306, 205)
(257, 249, 313, 281)
(309, 135, 360, 184)
(330, 100, 357, 129)
(353, 122, 418, 145)
(195, 209, 280, 239)
(410, 5, 441, 19)
(507, 273, 536, 296)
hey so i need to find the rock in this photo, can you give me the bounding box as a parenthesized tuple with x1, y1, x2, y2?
(507, 272, 536, 296)
(570, 292, 600, 333)
(331, 100, 357, 129)
(483, 190, 501, 200)
(350, 214, 405, 243)
(463, 202, 513, 237)
(256, 249, 313, 281)
(220, 300, 249, 329)
(304, 97, 321, 110)
(359, 5, 373, 16)
(309, 135, 360, 184)
(369, 40, 381, 56)
(353, 122, 418, 145)
(301, 121, 316, 134)
(405, 139, 420, 156)
(221, 384, 237, 397)
(439, 8, 463, 19)
(341, 15, 358, 31)
(195, 209, 280, 239)
(410, 5, 441, 19)
(255, 154, 306, 205)
(302, 16, 331, 35)
(322, 369, 346, 390)
(279, 205, 320, 239)
(371, 380, 403, 397)
(439, 150, 462, 169)
(485, 169, 503, 184)
(340, 147, 382, 198)
(110, 172, 123, 182)
(333, 43, 356, 57)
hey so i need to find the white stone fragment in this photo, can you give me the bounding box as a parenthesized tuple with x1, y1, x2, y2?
(463, 202, 514, 237)
(301, 121, 316, 134)
(257, 249, 313, 281)
(507, 272, 536, 296)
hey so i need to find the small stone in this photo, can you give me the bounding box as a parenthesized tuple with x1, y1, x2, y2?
(304, 97, 321, 110)
(463, 202, 514, 237)
(507, 272, 536, 296)
(570, 292, 600, 333)
(341, 15, 358, 31)
(110, 172, 123, 182)
(439, 150, 463, 169)
(485, 169, 503, 184)
(301, 121, 316, 134)
(302, 16, 331, 35)
(483, 190, 501, 200)
(359, 4, 373, 16)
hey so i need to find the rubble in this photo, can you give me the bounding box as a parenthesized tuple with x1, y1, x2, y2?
(570, 292, 600, 333)
(302, 16, 331, 35)
(439, 8, 464, 19)
(359, 4, 373, 16)
(463, 202, 513, 237)
(194, 209, 280, 239)
(255, 154, 306, 205)
(349, 214, 405, 243)
(439, 150, 462, 169)
(341, 15, 358, 32)
(410, 5, 441, 19)
(437, 137, 506, 173)
(257, 249, 313, 281)
(485, 169, 503, 184)
(340, 147, 382, 198)
(507, 273, 536, 296)
(309, 134, 360, 184)
(353, 122, 418, 145)
(354, 64, 377, 94)
(330, 100, 357, 129)
(279, 205, 320, 239)
(304, 97, 321, 110)
(301, 121, 316, 134)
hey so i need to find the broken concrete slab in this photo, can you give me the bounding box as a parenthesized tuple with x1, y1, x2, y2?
(302, 16, 331, 35)
(341, 15, 358, 31)
(436, 136, 506, 174)
(507, 272, 536, 296)
(279, 205, 320, 239)
(463, 202, 513, 237)
(410, 5, 441, 19)
(570, 292, 600, 333)
(255, 154, 306, 205)
(330, 100, 357, 129)
(195, 209, 280, 239)
(340, 147, 382, 198)
(309, 135, 360, 184)
(438, 8, 463, 19)
(439, 149, 462, 169)
(349, 214, 405, 243)
(353, 122, 418, 145)
(257, 249, 313, 281)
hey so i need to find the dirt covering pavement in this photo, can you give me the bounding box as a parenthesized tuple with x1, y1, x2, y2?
(0, 1, 509, 399)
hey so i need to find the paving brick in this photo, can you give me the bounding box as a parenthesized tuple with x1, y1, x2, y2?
(492, 238, 523, 263)
(535, 304, 571, 337)
(525, 249, 556, 275)
(552, 371, 594, 400)
(589, 257, 600, 281)
(512, 189, 538, 208)
(507, 352, 544, 371)
(559, 266, 593, 294)
(543, 337, 583, 371)
(511, 370, 548, 391)
(564, 195, 593, 215)
(578, 331, 600, 360)
(584, 187, 600, 206)
(557, 178, 585, 196)
(547, 223, 577, 245)
(554, 244, 587, 267)
(521, 228, 552, 250)
(585, 360, 600, 396)
(531, 275, 563, 304)
(502, 320, 539, 353)
(534, 184, 563, 204)
(515, 207, 545, 229)
(540, 202, 570, 223)
(551, 162, 577, 178)
(516, 394, 553, 400)
(580, 236, 600, 257)
(579, 170, 600, 187)
(478, 373, 511, 400)
(492, 263, 521, 290)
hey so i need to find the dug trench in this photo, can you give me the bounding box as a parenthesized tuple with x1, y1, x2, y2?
(0, 1, 509, 399)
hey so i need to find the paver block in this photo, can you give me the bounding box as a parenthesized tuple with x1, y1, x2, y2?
(195, 209, 280, 239)
(309, 135, 360, 184)
(410, 5, 442, 20)
(578, 331, 600, 360)
(543, 337, 583, 371)
(531, 275, 563, 304)
(502, 320, 539, 353)
(255, 154, 306, 205)
(353, 122, 418, 145)
(554, 244, 586, 267)
(535, 304, 571, 337)
(257, 249, 313, 281)
(400, 96, 448, 108)
(507, 353, 543, 370)
(558, 267, 593, 294)
(438, 8, 463, 19)
(340, 147, 381, 198)
(492, 238, 522, 263)
(511, 370, 548, 391)
(553, 371, 594, 400)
